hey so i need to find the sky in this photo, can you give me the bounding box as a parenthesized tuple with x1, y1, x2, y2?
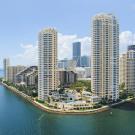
(0, 0, 135, 68)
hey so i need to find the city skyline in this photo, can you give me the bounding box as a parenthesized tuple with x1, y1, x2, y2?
(0, 0, 135, 67)
(0, 1, 135, 135)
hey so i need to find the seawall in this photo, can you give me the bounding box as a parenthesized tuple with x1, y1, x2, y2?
(1, 82, 131, 115)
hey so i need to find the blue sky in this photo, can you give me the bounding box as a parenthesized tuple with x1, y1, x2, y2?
(0, 0, 135, 67)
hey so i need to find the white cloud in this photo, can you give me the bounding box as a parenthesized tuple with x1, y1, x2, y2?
(58, 33, 91, 60)
(120, 31, 135, 54)
(13, 44, 38, 66)
(13, 33, 91, 65)
(58, 33, 77, 59)
(12, 31, 135, 66)
(77, 36, 91, 56)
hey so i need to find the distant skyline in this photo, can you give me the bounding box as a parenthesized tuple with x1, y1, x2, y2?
(0, 0, 135, 67)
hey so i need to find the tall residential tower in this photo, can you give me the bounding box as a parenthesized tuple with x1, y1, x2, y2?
(119, 45, 135, 94)
(38, 28, 58, 101)
(91, 13, 119, 101)
(3, 58, 10, 81)
(125, 45, 135, 94)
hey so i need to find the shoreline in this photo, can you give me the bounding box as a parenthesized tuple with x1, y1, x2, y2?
(0, 82, 133, 115)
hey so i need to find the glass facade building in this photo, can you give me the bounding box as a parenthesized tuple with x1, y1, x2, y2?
(73, 42, 81, 67)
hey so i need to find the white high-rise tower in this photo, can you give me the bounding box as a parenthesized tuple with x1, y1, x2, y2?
(38, 28, 58, 101)
(91, 13, 119, 101)
(3, 58, 10, 81)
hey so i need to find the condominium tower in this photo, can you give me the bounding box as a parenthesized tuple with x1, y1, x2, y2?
(3, 58, 10, 81)
(119, 45, 135, 94)
(119, 54, 127, 85)
(73, 42, 81, 67)
(38, 28, 58, 101)
(7, 65, 26, 83)
(91, 13, 119, 101)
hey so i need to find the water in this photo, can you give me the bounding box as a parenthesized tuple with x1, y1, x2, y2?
(0, 85, 135, 135)
(0, 70, 3, 77)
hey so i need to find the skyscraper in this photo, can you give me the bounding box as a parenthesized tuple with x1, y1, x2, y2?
(81, 55, 91, 67)
(38, 28, 58, 101)
(73, 42, 81, 67)
(119, 54, 127, 85)
(91, 13, 119, 101)
(3, 58, 10, 81)
(7, 65, 26, 83)
(125, 45, 135, 94)
(119, 45, 135, 94)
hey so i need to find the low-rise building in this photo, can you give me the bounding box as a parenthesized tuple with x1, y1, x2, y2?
(82, 91, 101, 104)
(90, 96, 101, 104)
(56, 101, 93, 110)
(65, 90, 81, 101)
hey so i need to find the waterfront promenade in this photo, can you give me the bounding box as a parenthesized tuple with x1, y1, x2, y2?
(1, 82, 133, 115)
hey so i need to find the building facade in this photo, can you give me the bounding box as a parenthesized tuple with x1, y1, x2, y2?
(91, 13, 119, 101)
(58, 70, 77, 87)
(73, 42, 81, 67)
(7, 66, 26, 83)
(119, 54, 127, 85)
(81, 55, 91, 67)
(38, 28, 58, 101)
(125, 45, 135, 94)
(3, 58, 10, 81)
(16, 66, 38, 87)
(119, 45, 135, 94)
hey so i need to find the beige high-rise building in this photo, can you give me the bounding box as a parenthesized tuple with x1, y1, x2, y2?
(3, 58, 10, 81)
(119, 45, 135, 94)
(119, 54, 127, 85)
(38, 28, 58, 101)
(7, 65, 26, 83)
(91, 13, 119, 101)
(125, 45, 135, 94)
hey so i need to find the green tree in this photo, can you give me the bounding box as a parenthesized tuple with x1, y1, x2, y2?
(119, 83, 125, 90)
(70, 80, 91, 92)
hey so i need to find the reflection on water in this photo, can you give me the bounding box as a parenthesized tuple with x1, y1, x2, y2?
(113, 101, 135, 111)
(0, 85, 135, 135)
